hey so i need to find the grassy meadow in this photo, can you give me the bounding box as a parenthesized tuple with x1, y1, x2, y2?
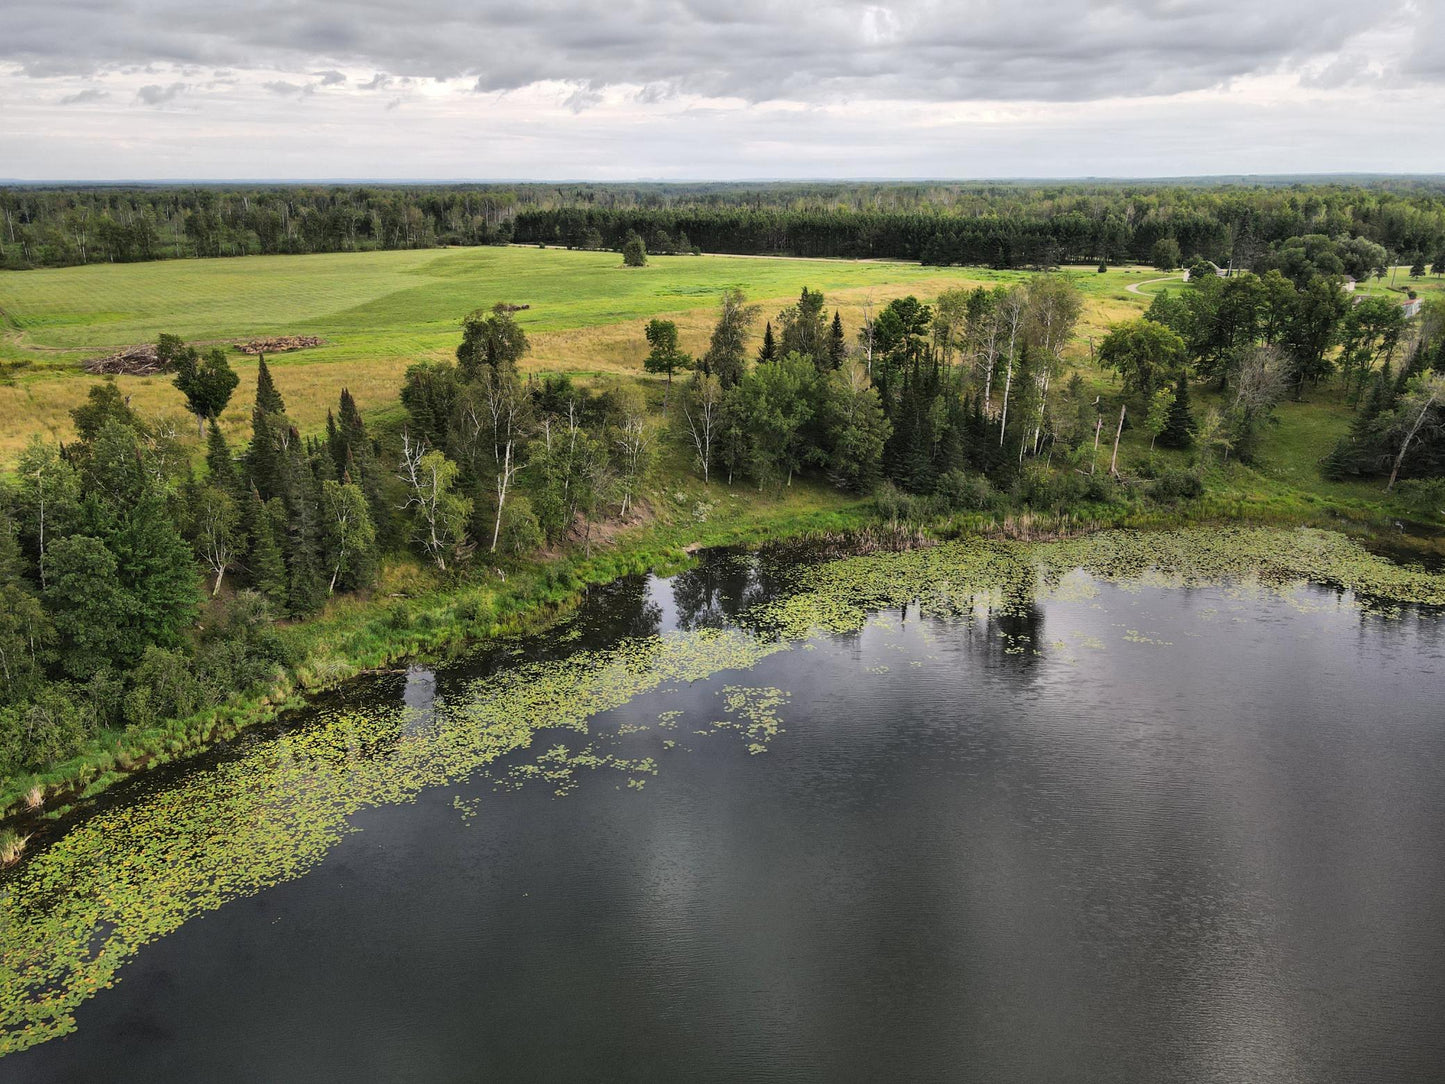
(0, 245, 1154, 463)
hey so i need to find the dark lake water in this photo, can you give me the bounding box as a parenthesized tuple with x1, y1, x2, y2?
(7, 545, 1445, 1083)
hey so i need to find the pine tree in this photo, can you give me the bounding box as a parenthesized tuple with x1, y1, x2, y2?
(1158, 371, 1195, 448)
(827, 311, 847, 371)
(205, 425, 238, 492)
(254, 354, 286, 415)
(757, 321, 777, 364)
(246, 406, 281, 500)
(335, 388, 392, 547)
(277, 435, 327, 616)
(245, 492, 289, 605)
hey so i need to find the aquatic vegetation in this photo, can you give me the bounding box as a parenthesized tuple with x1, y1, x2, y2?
(2, 525, 1440, 1058)
(0, 626, 787, 1055)
(711, 686, 790, 754)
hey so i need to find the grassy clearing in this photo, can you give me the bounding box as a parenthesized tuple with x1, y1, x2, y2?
(0, 246, 1165, 462)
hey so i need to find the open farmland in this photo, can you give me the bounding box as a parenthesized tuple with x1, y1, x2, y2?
(0, 245, 1157, 463)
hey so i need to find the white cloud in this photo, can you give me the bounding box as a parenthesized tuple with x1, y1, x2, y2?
(0, 1, 1439, 178)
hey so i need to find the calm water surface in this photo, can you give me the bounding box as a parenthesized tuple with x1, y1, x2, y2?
(8, 548, 1445, 1083)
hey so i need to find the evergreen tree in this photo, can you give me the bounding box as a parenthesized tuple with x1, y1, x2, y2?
(205, 425, 238, 491)
(1158, 371, 1196, 448)
(254, 354, 286, 415)
(757, 321, 777, 364)
(246, 406, 282, 500)
(243, 489, 288, 606)
(400, 362, 460, 452)
(826, 311, 847, 371)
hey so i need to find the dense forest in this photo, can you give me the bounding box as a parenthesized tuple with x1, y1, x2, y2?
(4, 180, 1445, 271)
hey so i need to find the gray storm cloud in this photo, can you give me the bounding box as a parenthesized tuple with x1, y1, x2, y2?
(3, 0, 1426, 101)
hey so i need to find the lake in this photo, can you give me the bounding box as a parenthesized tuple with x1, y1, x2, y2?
(3, 529, 1444, 1082)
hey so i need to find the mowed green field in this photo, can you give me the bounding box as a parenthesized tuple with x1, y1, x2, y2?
(0, 245, 1162, 463)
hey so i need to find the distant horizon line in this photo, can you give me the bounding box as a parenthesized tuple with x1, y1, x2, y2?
(3, 172, 1445, 187)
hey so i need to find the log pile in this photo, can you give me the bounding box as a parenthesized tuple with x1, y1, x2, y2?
(84, 345, 165, 375)
(496, 303, 530, 312)
(234, 336, 325, 355)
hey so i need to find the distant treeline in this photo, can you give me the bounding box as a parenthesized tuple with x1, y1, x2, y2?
(4, 180, 1445, 271)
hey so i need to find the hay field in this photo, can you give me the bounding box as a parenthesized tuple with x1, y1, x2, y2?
(0, 245, 1166, 462)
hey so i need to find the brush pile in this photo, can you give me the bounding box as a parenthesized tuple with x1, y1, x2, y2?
(83, 345, 165, 375)
(234, 335, 324, 355)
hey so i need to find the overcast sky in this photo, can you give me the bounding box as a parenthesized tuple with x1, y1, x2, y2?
(3, 0, 1442, 181)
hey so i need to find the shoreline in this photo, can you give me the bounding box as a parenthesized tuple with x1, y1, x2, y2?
(3, 480, 1438, 833)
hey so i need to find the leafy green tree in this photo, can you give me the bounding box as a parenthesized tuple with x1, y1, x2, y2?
(320, 480, 378, 594)
(457, 304, 529, 381)
(1144, 385, 1176, 450)
(0, 510, 52, 706)
(622, 232, 647, 267)
(1282, 276, 1349, 398)
(733, 352, 817, 488)
(1152, 237, 1182, 271)
(1338, 296, 1406, 403)
(607, 383, 652, 517)
(778, 287, 829, 365)
(70, 380, 140, 445)
(398, 434, 473, 570)
(527, 415, 610, 544)
(1098, 319, 1187, 398)
(171, 341, 240, 436)
(931, 288, 970, 366)
(702, 287, 759, 387)
(677, 372, 724, 483)
(44, 535, 131, 678)
(187, 484, 241, 595)
(643, 318, 690, 403)
(820, 360, 890, 491)
(14, 436, 81, 589)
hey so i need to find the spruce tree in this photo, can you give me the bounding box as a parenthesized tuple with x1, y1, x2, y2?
(827, 311, 847, 371)
(1158, 371, 1196, 448)
(757, 322, 777, 364)
(245, 492, 289, 605)
(205, 425, 238, 492)
(254, 354, 286, 415)
(247, 406, 280, 500)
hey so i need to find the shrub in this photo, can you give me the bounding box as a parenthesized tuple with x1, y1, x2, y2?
(1017, 464, 1087, 510)
(1149, 470, 1205, 504)
(935, 469, 994, 512)
(497, 495, 544, 556)
(1393, 478, 1445, 520)
(123, 646, 208, 729)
